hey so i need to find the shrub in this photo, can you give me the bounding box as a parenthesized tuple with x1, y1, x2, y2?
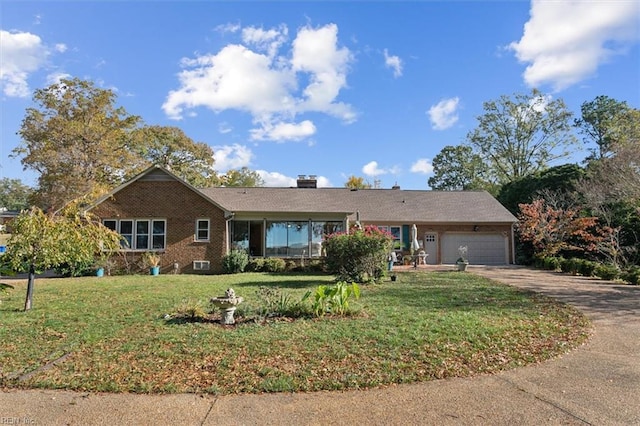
(221, 250, 249, 274)
(576, 259, 597, 277)
(323, 225, 392, 283)
(247, 258, 265, 272)
(263, 257, 286, 273)
(560, 257, 584, 275)
(621, 266, 640, 285)
(542, 256, 561, 271)
(594, 264, 619, 281)
(168, 298, 208, 321)
(253, 286, 310, 319)
(285, 260, 298, 272)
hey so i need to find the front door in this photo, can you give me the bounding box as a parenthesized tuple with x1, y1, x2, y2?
(424, 233, 437, 264)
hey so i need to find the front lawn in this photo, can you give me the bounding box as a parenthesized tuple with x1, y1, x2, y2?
(0, 271, 590, 394)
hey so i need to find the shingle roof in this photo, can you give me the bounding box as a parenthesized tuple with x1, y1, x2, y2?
(199, 187, 517, 223)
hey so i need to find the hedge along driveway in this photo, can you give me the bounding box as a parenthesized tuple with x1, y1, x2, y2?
(0, 271, 590, 394)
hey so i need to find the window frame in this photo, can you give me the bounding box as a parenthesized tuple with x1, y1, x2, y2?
(195, 218, 210, 242)
(102, 218, 166, 251)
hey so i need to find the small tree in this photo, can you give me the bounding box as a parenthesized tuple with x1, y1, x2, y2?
(323, 225, 392, 283)
(516, 198, 604, 259)
(5, 207, 122, 311)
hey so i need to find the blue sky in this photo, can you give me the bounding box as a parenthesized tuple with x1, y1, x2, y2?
(1, 1, 639, 189)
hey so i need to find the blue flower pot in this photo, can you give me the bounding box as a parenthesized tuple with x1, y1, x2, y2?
(150, 266, 160, 276)
(96, 268, 104, 277)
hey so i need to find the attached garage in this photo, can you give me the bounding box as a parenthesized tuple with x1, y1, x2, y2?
(442, 233, 509, 265)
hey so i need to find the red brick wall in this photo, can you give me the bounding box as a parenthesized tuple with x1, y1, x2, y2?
(92, 180, 227, 274)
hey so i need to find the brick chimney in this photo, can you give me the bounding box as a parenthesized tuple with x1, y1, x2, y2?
(297, 174, 317, 188)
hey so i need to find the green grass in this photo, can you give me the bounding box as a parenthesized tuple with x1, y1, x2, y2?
(0, 271, 590, 394)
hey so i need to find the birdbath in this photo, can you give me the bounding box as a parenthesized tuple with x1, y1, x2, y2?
(210, 288, 244, 325)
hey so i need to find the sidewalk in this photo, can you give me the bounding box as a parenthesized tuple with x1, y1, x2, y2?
(2, 266, 639, 425)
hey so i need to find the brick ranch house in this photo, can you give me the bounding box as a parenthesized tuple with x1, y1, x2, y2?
(89, 166, 518, 274)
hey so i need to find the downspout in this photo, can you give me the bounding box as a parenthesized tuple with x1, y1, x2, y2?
(224, 212, 235, 255)
(511, 222, 516, 265)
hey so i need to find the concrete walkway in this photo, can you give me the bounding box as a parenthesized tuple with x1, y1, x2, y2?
(2, 266, 639, 425)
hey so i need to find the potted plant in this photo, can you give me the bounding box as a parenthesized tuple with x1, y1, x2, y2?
(93, 256, 114, 277)
(456, 245, 469, 271)
(142, 251, 161, 275)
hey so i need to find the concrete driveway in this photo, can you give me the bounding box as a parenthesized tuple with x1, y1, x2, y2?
(1, 266, 639, 425)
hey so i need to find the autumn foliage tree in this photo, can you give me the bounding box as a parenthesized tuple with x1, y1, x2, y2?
(516, 198, 605, 259)
(13, 78, 141, 211)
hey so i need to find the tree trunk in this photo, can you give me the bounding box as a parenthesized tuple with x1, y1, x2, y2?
(24, 264, 35, 311)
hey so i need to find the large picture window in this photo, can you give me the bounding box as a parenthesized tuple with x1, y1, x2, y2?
(232, 219, 343, 258)
(103, 219, 166, 250)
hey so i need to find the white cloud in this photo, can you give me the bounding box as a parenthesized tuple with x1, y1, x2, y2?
(213, 144, 254, 172)
(362, 161, 388, 177)
(291, 24, 356, 122)
(0, 30, 48, 97)
(256, 170, 331, 187)
(383, 49, 403, 77)
(163, 44, 297, 120)
(54, 43, 67, 53)
(316, 176, 332, 188)
(45, 71, 72, 86)
(410, 158, 434, 175)
(163, 23, 357, 140)
(257, 170, 297, 187)
(509, 0, 640, 91)
(215, 23, 241, 34)
(241, 25, 288, 58)
(250, 120, 316, 142)
(428, 97, 460, 130)
(218, 122, 232, 134)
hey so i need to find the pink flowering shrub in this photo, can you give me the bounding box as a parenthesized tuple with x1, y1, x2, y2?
(323, 225, 393, 283)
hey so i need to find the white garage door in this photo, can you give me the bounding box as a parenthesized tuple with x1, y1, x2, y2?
(442, 233, 508, 265)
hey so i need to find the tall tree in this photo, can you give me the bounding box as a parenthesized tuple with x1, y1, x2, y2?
(427, 145, 491, 191)
(467, 90, 577, 185)
(344, 176, 371, 189)
(131, 125, 219, 187)
(579, 108, 640, 208)
(221, 167, 264, 187)
(497, 164, 584, 215)
(574, 95, 630, 160)
(12, 78, 141, 211)
(0, 178, 33, 211)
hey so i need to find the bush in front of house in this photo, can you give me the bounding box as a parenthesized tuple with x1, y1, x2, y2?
(621, 266, 640, 285)
(246, 258, 265, 272)
(594, 263, 619, 281)
(263, 257, 286, 272)
(222, 249, 249, 274)
(576, 258, 598, 277)
(323, 225, 392, 283)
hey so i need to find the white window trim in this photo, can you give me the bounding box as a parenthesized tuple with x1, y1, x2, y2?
(193, 260, 210, 270)
(103, 218, 167, 251)
(195, 218, 210, 242)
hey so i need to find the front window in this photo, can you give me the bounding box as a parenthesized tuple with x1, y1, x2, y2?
(232, 219, 343, 258)
(378, 225, 402, 249)
(102, 219, 166, 250)
(195, 219, 210, 242)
